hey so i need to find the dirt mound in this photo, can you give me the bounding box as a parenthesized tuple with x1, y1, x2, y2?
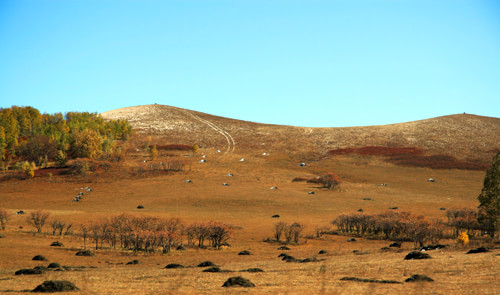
(405, 274, 434, 282)
(222, 276, 255, 287)
(32, 280, 79, 292)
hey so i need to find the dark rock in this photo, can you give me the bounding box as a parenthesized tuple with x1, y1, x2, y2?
(466, 247, 489, 254)
(165, 263, 184, 269)
(15, 268, 44, 275)
(318, 250, 328, 255)
(357, 209, 364, 212)
(32, 280, 79, 292)
(405, 274, 434, 282)
(404, 251, 431, 260)
(222, 276, 255, 287)
(390, 207, 398, 210)
(50, 241, 63, 247)
(197, 261, 216, 267)
(137, 205, 144, 209)
(47, 262, 61, 269)
(308, 191, 315, 195)
(238, 250, 251, 255)
(389, 242, 401, 248)
(340, 277, 402, 284)
(272, 214, 280, 218)
(32, 255, 48, 261)
(440, 207, 446, 210)
(75, 250, 94, 256)
(126, 259, 139, 265)
(277, 246, 290, 250)
(347, 238, 356, 242)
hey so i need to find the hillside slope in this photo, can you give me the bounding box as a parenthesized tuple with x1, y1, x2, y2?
(101, 104, 500, 162)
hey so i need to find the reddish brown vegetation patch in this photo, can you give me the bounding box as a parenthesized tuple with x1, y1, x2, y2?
(328, 146, 488, 170)
(153, 144, 193, 151)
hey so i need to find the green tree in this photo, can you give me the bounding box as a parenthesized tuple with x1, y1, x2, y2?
(477, 151, 500, 238)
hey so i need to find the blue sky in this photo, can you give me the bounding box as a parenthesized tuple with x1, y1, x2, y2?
(0, 0, 499, 127)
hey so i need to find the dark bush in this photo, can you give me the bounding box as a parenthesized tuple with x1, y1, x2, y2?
(15, 268, 44, 275)
(197, 261, 216, 267)
(126, 259, 139, 265)
(238, 250, 251, 255)
(47, 262, 61, 269)
(32, 280, 79, 292)
(32, 255, 48, 261)
(466, 247, 489, 254)
(50, 241, 63, 247)
(405, 274, 434, 282)
(165, 263, 184, 269)
(75, 250, 93, 256)
(222, 276, 255, 287)
(404, 251, 431, 260)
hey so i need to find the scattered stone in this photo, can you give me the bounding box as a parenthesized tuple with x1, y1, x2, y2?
(389, 242, 401, 248)
(32, 255, 48, 261)
(272, 214, 280, 218)
(32, 280, 79, 292)
(75, 250, 94, 256)
(238, 250, 251, 255)
(405, 274, 434, 282)
(466, 247, 489, 254)
(50, 241, 63, 247)
(17, 210, 25, 215)
(165, 263, 184, 269)
(126, 260, 139, 265)
(340, 277, 402, 284)
(47, 262, 61, 269)
(347, 238, 357, 242)
(404, 251, 431, 260)
(277, 246, 290, 250)
(440, 207, 446, 210)
(222, 276, 255, 288)
(137, 205, 144, 209)
(308, 191, 315, 195)
(318, 250, 328, 255)
(15, 268, 44, 275)
(197, 261, 216, 267)
(421, 244, 446, 251)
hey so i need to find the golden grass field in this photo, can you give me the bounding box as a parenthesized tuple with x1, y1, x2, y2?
(0, 105, 498, 294)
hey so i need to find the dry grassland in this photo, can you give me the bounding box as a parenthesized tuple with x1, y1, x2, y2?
(0, 105, 499, 294)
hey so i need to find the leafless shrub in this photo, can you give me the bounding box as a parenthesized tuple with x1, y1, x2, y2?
(28, 210, 50, 233)
(0, 208, 9, 230)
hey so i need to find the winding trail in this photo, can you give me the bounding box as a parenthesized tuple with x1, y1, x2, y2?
(182, 110, 236, 154)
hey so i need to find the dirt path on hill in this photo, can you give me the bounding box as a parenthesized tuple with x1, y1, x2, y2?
(182, 110, 236, 154)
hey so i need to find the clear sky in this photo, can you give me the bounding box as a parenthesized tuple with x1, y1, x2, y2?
(1, 0, 499, 127)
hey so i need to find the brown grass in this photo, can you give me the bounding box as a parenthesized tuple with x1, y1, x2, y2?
(0, 104, 498, 294)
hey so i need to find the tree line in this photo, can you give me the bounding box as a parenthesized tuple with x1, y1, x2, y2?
(0, 106, 132, 169)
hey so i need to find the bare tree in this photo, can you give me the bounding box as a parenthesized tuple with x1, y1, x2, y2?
(274, 222, 287, 241)
(28, 210, 50, 233)
(0, 208, 9, 230)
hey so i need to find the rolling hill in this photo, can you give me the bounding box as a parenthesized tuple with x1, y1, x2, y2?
(101, 104, 500, 164)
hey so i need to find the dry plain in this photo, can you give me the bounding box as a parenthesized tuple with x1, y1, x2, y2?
(0, 105, 498, 294)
